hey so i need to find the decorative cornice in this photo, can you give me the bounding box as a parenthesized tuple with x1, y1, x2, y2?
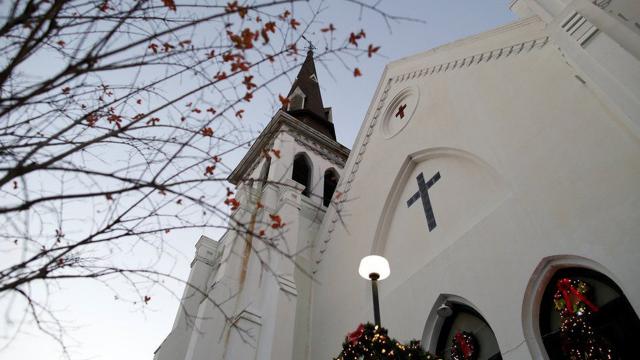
(391, 36, 549, 84)
(393, 16, 544, 64)
(191, 235, 219, 267)
(195, 235, 218, 250)
(191, 255, 215, 268)
(293, 136, 347, 167)
(228, 110, 350, 185)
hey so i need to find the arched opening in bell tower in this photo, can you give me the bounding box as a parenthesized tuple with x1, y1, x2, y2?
(323, 168, 339, 207)
(292, 153, 312, 197)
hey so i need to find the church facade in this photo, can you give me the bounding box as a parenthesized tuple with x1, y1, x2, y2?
(155, 0, 640, 359)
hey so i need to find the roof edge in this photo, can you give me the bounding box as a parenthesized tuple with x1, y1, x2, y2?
(389, 15, 541, 67)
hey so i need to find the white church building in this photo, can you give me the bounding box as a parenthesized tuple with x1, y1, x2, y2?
(154, 0, 640, 359)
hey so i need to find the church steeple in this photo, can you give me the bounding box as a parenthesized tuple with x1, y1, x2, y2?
(283, 49, 337, 140)
(227, 47, 349, 186)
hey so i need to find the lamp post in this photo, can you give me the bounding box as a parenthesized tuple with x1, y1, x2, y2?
(359, 255, 390, 327)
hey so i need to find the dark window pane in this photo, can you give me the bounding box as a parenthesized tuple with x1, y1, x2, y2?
(436, 304, 502, 360)
(292, 154, 311, 197)
(323, 169, 339, 207)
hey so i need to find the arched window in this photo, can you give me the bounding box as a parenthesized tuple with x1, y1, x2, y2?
(292, 153, 311, 197)
(539, 267, 640, 359)
(258, 156, 271, 190)
(435, 303, 502, 360)
(323, 169, 339, 207)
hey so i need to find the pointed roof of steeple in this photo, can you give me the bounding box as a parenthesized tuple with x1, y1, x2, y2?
(227, 49, 349, 184)
(284, 49, 336, 140)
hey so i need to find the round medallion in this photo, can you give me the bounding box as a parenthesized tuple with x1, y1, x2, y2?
(380, 86, 419, 138)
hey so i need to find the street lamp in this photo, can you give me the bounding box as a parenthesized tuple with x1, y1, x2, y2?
(359, 255, 390, 327)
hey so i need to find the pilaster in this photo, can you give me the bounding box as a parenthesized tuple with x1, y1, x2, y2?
(255, 179, 303, 360)
(155, 236, 218, 360)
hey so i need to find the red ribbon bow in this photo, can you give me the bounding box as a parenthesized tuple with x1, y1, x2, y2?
(557, 278, 599, 314)
(454, 332, 473, 359)
(347, 324, 365, 345)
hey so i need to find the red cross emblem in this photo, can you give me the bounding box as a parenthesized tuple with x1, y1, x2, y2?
(395, 104, 407, 119)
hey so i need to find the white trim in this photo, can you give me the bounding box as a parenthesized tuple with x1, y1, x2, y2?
(421, 294, 487, 353)
(370, 146, 509, 255)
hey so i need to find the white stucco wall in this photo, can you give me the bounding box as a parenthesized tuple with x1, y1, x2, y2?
(156, 3, 640, 359)
(156, 110, 348, 360)
(309, 15, 640, 360)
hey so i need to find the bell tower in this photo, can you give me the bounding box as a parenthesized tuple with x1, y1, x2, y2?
(228, 48, 348, 208)
(156, 49, 350, 360)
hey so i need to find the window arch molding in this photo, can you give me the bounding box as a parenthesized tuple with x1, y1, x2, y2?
(421, 294, 501, 358)
(521, 255, 633, 360)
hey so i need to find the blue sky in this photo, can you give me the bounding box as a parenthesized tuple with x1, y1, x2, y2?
(0, 1, 516, 359)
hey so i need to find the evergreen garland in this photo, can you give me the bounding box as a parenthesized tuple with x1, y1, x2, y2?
(334, 323, 441, 360)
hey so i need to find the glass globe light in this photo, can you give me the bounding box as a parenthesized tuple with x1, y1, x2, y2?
(358, 255, 390, 280)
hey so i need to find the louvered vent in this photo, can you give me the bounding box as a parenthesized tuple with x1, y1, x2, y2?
(289, 94, 304, 111)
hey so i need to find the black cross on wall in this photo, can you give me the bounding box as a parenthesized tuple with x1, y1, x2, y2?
(406, 171, 441, 232)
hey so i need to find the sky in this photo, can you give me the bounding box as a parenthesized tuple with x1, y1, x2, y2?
(0, 1, 516, 359)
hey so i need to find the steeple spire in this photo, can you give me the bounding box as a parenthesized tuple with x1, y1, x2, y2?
(284, 48, 336, 140)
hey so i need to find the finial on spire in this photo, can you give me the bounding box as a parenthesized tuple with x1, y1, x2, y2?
(301, 35, 315, 54)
